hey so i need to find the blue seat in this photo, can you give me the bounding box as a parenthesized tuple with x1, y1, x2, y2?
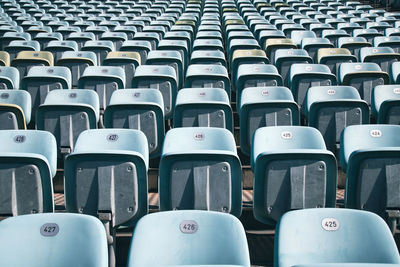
(190, 49, 227, 66)
(374, 36, 400, 53)
(44, 40, 78, 64)
(290, 30, 316, 47)
(157, 39, 189, 69)
(274, 49, 312, 87)
(339, 63, 389, 105)
(275, 208, 400, 267)
(360, 47, 400, 73)
(305, 86, 369, 153)
(0, 66, 19, 89)
(103, 52, 140, 88)
(342, 125, 400, 232)
(239, 86, 299, 156)
(100, 32, 127, 51)
(0, 130, 56, 216)
(230, 49, 269, 83)
(0, 213, 108, 267)
(322, 29, 349, 47)
(36, 89, 99, 161)
(251, 126, 337, 225)
(66, 32, 95, 50)
(126, 210, 250, 267)
(317, 48, 357, 76)
(146, 50, 184, 88)
(104, 89, 164, 159)
(301, 37, 334, 62)
(82, 41, 114, 65)
(132, 32, 160, 50)
(353, 29, 383, 44)
(159, 127, 242, 217)
(372, 85, 400, 124)
(338, 37, 371, 61)
(33, 32, 62, 50)
(4, 40, 40, 61)
(173, 88, 233, 132)
(0, 89, 31, 129)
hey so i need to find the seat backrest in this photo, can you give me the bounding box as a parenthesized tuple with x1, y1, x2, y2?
(0, 89, 32, 124)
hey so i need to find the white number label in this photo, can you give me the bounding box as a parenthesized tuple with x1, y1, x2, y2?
(393, 88, 400, 94)
(281, 131, 292, 139)
(180, 220, 198, 234)
(370, 129, 382, 138)
(261, 90, 269, 96)
(321, 218, 340, 231)
(40, 223, 59, 237)
(327, 89, 336, 95)
(193, 133, 205, 141)
(107, 134, 119, 141)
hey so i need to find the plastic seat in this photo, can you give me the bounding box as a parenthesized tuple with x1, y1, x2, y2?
(342, 125, 400, 233)
(372, 85, 400, 124)
(114, 25, 137, 40)
(385, 28, 400, 37)
(0, 66, 19, 89)
(66, 32, 95, 50)
(11, 51, 53, 80)
(132, 65, 177, 118)
(77, 66, 125, 113)
(317, 48, 357, 76)
(193, 38, 224, 53)
(146, 50, 183, 88)
(159, 127, 242, 216)
(374, 36, 400, 54)
(275, 208, 400, 267)
(338, 37, 372, 61)
(126, 210, 250, 267)
(290, 30, 316, 47)
(360, 47, 400, 73)
(289, 64, 336, 112)
(190, 50, 227, 67)
(163, 31, 193, 52)
(120, 40, 152, 64)
(100, 32, 127, 51)
(4, 40, 39, 61)
(82, 41, 114, 66)
(64, 129, 148, 267)
(104, 89, 164, 159)
(301, 38, 334, 62)
(0, 213, 108, 267)
(367, 21, 391, 35)
(184, 64, 231, 100)
(132, 32, 160, 50)
(0, 89, 31, 129)
(36, 89, 99, 161)
(322, 29, 349, 47)
(305, 86, 369, 153)
(265, 38, 296, 63)
(339, 63, 389, 105)
(0, 130, 56, 216)
(251, 126, 337, 225)
(157, 39, 189, 70)
(239, 87, 299, 156)
(230, 49, 269, 83)
(103, 52, 140, 88)
(338, 22, 363, 35)
(258, 30, 285, 48)
(44, 40, 77, 63)
(173, 88, 233, 132)
(0, 52, 10, 67)
(354, 29, 383, 44)
(0, 32, 30, 50)
(274, 49, 312, 87)
(236, 64, 283, 104)
(33, 32, 62, 50)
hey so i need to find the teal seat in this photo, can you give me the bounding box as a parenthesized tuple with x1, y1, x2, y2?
(290, 30, 316, 47)
(0, 213, 108, 267)
(163, 31, 193, 52)
(64, 129, 149, 266)
(275, 208, 400, 267)
(36, 89, 99, 161)
(159, 127, 242, 217)
(193, 38, 224, 52)
(0, 130, 56, 216)
(372, 85, 400, 124)
(390, 61, 400, 83)
(114, 25, 137, 40)
(0, 66, 19, 89)
(66, 32, 95, 49)
(281, 24, 305, 38)
(146, 50, 183, 88)
(338, 22, 363, 35)
(0, 31, 30, 50)
(322, 29, 349, 47)
(100, 32, 128, 51)
(360, 47, 400, 73)
(301, 37, 334, 62)
(305, 86, 369, 154)
(86, 25, 108, 39)
(132, 32, 160, 50)
(157, 39, 189, 69)
(230, 49, 269, 83)
(77, 66, 125, 113)
(239, 87, 299, 156)
(82, 40, 114, 65)
(104, 89, 164, 159)
(367, 21, 391, 34)
(353, 29, 383, 43)
(33, 32, 62, 50)
(338, 37, 371, 61)
(0, 89, 31, 129)
(173, 88, 233, 132)
(196, 31, 223, 42)
(338, 62, 389, 105)
(374, 36, 400, 53)
(4, 40, 39, 61)
(289, 63, 336, 112)
(251, 126, 337, 225)
(317, 48, 357, 76)
(228, 38, 260, 62)
(385, 28, 400, 37)
(127, 210, 250, 267)
(274, 49, 312, 87)
(190, 50, 227, 67)
(342, 124, 400, 233)
(44, 40, 78, 64)
(258, 30, 285, 48)
(309, 23, 334, 37)
(132, 65, 177, 118)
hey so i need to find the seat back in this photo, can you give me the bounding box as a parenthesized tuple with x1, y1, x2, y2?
(0, 89, 31, 129)
(372, 85, 400, 124)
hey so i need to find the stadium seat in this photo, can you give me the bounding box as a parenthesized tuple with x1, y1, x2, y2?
(0, 213, 108, 267)
(114, 25, 137, 40)
(11, 51, 53, 79)
(305, 86, 369, 153)
(120, 40, 153, 65)
(100, 32, 127, 51)
(126, 210, 250, 267)
(82, 40, 114, 65)
(173, 88, 233, 132)
(290, 30, 316, 47)
(258, 30, 285, 48)
(367, 21, 391, 35)
(239, 86, 300, 156)
(190, 50, 227, 66)
(64, 129, 148, 267)
(4, 40, 39, 61)
(360, 47, 400, 73)
(372, 85, 400, 124)
(301, 37, 334, 62)
(0, 89, 31, 129)
(104, 89, 164, 159)
(0, 129, 56, 216)
(353, 28, 383, 44)
(193, 38, 224, 52)
(77, 66, 125, 113)
(159, 127, 242, 217)
(265, 38, 296, 63)
(338, 37, 371, 61)
(157, 39, 189, 69)
(374, 36, 400, 53)
(103, 52, 140, 88)
(36, 89, 99, 161)
(132, 32, 160, 50)
(275, 208, 400, 267)
(341, 125, 400, 233)
(230, 49, 269, 82)
(0, 51, 10, 67)
(317, 48, 357, 76)
(339, 63, 389, 105)
(274, 49, 312, 87)
(322, 29, 350, 48)
(44, 40, 78, 64)
(146, 50, 184, 88)
(66, 32, 96, 50)
(0, 66, 19, 89)
(33, 32, 62, 50)
(0, 32, 30, 50)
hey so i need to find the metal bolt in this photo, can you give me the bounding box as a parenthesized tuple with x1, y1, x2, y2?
(127, 166, 132, 172)
(29, 168, 35, 174)
(222, 166, 228, 172)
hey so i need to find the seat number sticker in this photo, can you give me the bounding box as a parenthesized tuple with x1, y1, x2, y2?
(281, 131, 292, 139)
(193, 133, 205, 140)
(180, 220, 198, 234)
(321, 218, 339, 231)
(370, 129, 382, 138)
(40, 223, 59, 237)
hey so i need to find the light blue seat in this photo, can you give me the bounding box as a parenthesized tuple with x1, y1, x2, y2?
(258, 30, 285, 48)
(190, 50, 227, 67)
(36, 89, 99, 160)
(374, 36, 400, 53)
(317, 48, 357, 76)
(0, 213, 108, 267)
(290, 30, 316, 47)
(146, 50, 184, 88)
(341, 124, 400, 232)
(275, 208, 400, 267)
(322, 29, 349, 47)
(0, 89, 31, 129)
(301, 37, 334, 62)
(372, 85, 400, 124)
(82, 40, 114, 65)
(64, 129, 149, 266)
(127, 210, 250, 267)
(353, 29, 383, 44)
(274, 49, 312, 87)
(132, 32, 160, 50)
(0, 130, 56, 216)
(0, 66, 19, 89)
(367, 21, 391, 35)
(230, 49, 269, 83)
(193, 38, 224, 52)
(157, 39, 189, 69)
(338, 37, 371, 61)
(4, 40, 39, 61)
(385, 28, 400, 37)
(239, 86, 299, 156)
(132, 65, 177, 119)
(66, 32, 96, 49)
(251, 126, 337, 225)
(104, 89, 164, 159)
(33, 32, 62, 50)
(338, 62, 389, 105)
(305, 86, 369, 153)
(44, 40, 78, 64)
(173, 88, 233, 132)
(0, 31, 30, 50)
(159, 127, 242, 217)
(78, 66, 125, 112)
(100, 32, 128, 51)
(360, 47, 400, 73)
